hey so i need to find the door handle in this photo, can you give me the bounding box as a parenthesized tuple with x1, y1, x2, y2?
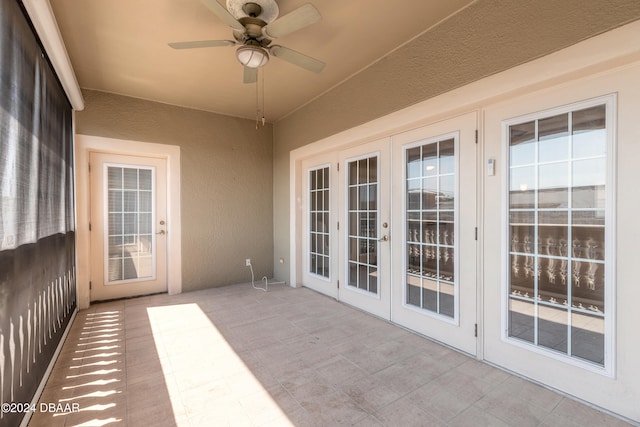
(377, 235, 388, 242)
(156, 230, 166, 235)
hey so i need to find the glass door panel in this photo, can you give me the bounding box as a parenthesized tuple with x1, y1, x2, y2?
(338, 139, 390, 320)
(404, 138, 456, 318)
(391, 112, 478, 356)
(506, 103, 609, 366)
(347, 156, 379, 294)
(309, 166, 331, 279)
(106, 166, 154, 282)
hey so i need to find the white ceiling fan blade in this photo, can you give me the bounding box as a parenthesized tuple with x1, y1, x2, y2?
(168, 40, 235, 49)
(262, 3, 321, 39)
(243, 66, 258, 84)
(270, 45, 325, 73)
(201, 0, 245, 31)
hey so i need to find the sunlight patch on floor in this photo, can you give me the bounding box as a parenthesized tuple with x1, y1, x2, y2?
(146, 303, 294, 426)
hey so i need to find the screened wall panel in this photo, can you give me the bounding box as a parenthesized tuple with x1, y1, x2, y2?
(0, 0, 76, 425)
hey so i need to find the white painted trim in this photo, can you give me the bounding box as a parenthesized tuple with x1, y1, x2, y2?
(22, 0, 84, 111)
(289, 155, 301, 288)
(475, 110, 484, 361)
(75, 135, 182, 309)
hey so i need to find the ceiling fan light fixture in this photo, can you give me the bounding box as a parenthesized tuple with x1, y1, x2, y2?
(236, 45, 269, 68)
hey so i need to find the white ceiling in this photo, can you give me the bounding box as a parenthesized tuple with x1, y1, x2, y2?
(49, 0, 476, 121)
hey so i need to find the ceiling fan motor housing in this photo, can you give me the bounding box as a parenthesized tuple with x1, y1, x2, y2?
(237, 17, 269, 42)
(226, 0, 280, 22)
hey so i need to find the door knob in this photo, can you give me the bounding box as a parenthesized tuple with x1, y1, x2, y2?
(156, 230, 166, 235)
(377, 235, 388, 242)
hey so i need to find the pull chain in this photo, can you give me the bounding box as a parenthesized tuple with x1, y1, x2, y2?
(254, 68, 267, 129)
(255, 68, 260, 129)
(261, 67, 266, 126)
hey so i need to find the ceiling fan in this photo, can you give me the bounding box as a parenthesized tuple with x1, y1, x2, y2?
(169, 0, 325, 84)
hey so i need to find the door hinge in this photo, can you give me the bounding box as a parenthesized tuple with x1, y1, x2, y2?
(474, 323, 478, 337)
(89, 281, 92, 290)
(475, 129, 478, 144)
(337, 280, 340, 289)
(337, 221, 340, 231)
(474, 227, 478, 240)
(337, 162, 340, 172)
(88, 163, 91, 173)
(89, 222, 92, 231)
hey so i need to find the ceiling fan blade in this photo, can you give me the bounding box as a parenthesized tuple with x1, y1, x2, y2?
(243, 66, 258, 84)
(168, 40, 235, 49)
(262, 3, 321, 39)
(200, 0, 245, 31)
(270, 45, 325, 73)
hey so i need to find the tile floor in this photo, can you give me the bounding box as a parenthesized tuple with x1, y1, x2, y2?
(27, 283, 633, 426)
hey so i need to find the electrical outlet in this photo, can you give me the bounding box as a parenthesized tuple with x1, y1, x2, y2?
(245, 258, 251, 266)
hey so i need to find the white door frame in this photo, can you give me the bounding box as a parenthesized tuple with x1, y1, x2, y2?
(75, 135, 182, 309)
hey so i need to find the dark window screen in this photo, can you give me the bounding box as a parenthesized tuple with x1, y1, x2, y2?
(0, 0, 76, 425)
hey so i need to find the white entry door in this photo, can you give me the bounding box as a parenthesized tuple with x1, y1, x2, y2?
(338, 138, 391, 320)
(89, 152, 168, 301)
(390, 112, 478, 355)
(301, 153, 338, 298)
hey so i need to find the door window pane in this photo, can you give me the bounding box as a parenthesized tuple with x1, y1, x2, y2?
(510, 166, 535, 209)
(572, 158, 606, 209)
(407, 147, 421, 179)
(347, 156, 379, 294)
(309, 166, 331, 278)
(404, 137, 457, 318)
(509, 121, 535, 166)
(572, 105, 606, 158)
(507, 102, 608, 366)
(106, 166, 155, 283)
(538, 162, 568, 208)
(538, 113, 569, 163)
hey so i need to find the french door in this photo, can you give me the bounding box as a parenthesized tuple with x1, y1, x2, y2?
(89, 152, 168, 301)
(390, 112, 478, 355)
(300, 115, 477, 354)
(301, 153, 338, 298)
(338, 138, 391, 320)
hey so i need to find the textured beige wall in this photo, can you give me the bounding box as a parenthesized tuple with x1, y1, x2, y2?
(76, 89, 274, 292)
(272, 0, 640, 283)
